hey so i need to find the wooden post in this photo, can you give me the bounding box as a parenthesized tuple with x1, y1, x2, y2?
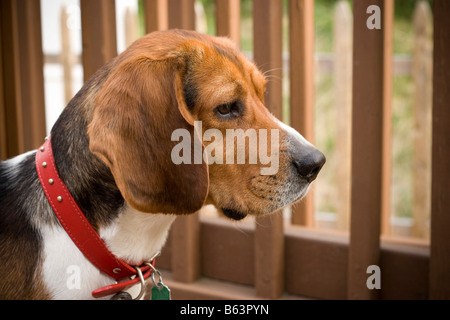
(0, 0, 22, 158)
(0, 18, 5, 160)
(253, 0, 284, 299)
(0, 6, 7, 160)
(215, 0, 240, 46)
(143, 0, 168, 33)
(430, 0, 450, 300)
(168, 0, 195, 30)
(80, 0, 117, 81)
(170, 213, 201, 283)
(381, 0, 393, 238)
(289, 0, 315, 227)
(334, 0, 352, 231)
(0, 0, 46, 158)
(61, 7, 74, 105)
(16, 0, 47, 151)
(124, 8, 139, 48)
(412, 1, 432, 239)
(348, 0, 390, 300)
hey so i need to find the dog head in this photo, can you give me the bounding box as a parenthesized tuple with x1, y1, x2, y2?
(88, 30, 325, 220)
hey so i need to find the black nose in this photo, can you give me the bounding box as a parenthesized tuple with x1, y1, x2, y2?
(293, 149, 326, 182)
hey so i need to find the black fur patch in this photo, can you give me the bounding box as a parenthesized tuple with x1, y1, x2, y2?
(0, 153, 49, 298)
(183, 78, 198, 110)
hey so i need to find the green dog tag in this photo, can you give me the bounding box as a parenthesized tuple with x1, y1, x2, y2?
(151, 283, 171, 300)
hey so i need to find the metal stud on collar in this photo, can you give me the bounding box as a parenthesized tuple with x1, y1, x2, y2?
(112, 268, 122, 274)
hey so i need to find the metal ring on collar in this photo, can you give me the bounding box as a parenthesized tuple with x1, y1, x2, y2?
(132, 266, 146, 300)
(146, 262, 163, 289)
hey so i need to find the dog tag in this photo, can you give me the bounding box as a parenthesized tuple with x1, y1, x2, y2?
(151, 283, 171, 300)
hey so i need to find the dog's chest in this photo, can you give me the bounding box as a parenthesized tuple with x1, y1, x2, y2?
(41, 207, 176, 299)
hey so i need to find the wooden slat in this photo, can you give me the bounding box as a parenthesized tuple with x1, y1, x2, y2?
(348, 0, 386, 300)
(0, 12, 6, 160)
(412, 1, 432, 239)
(200, 216, 254, 286)
(334, 0, 352, 231)
(215, 0, 240, 46)
(61, 7, 74, 105)
(430, 0, 450, 300)
(289, 0, 315, 227)
(168, 0, 195, 30)
(253, 0, 284, 299)
(80, 0, 117, 81)
(16, 0, 47, 150)
(380, 241, 429, 299)
(253, 0, 283, 119)
(170, 213, 200, 283)
(143, 0, 168, 33)
(0, 0, 46, 158)
(124, 8, 139, 48)
(381, 0, 393, 237)
(0, 0, 23, 157)
(285, 227, 349, 299)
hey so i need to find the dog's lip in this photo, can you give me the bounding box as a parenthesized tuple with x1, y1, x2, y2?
(221, 208, 248, 221)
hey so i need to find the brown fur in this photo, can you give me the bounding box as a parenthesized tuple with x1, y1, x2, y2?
(88, 30, 301, 218)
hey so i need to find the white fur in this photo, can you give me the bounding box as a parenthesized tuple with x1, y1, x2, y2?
(41, 226, 111, 299)
(2, 150, 36, 177)
(100, 206, 176, 264)
(4, 150, 36, 166)
(41, 205, 176, 299)
(275, 117, 315, 148)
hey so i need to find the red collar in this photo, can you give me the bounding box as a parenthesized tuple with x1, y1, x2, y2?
(36, 137, 154, 298)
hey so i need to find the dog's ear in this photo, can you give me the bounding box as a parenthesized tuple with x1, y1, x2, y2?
(88, 56, 209, 214)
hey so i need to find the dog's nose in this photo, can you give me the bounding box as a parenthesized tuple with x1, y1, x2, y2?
(293, 149, 326, 182)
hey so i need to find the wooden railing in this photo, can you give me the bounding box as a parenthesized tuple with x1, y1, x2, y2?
(1, 0, 449, 300)
(44, 0, 435, 240)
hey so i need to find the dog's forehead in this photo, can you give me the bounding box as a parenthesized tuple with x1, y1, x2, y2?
(211, 42, 243, 68)
(207, 40, 266, 90)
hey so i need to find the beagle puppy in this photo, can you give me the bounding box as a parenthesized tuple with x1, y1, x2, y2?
(0, 30, 325, 299)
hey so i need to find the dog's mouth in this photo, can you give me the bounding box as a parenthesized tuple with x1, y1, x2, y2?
(221, 208, 248, 221)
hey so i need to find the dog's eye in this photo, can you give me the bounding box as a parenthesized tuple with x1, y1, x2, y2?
(217, 103, 232, 115)
(215, 101, 242, 119)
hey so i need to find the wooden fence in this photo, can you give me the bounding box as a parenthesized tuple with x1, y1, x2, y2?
(1, 0, 449, 300)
